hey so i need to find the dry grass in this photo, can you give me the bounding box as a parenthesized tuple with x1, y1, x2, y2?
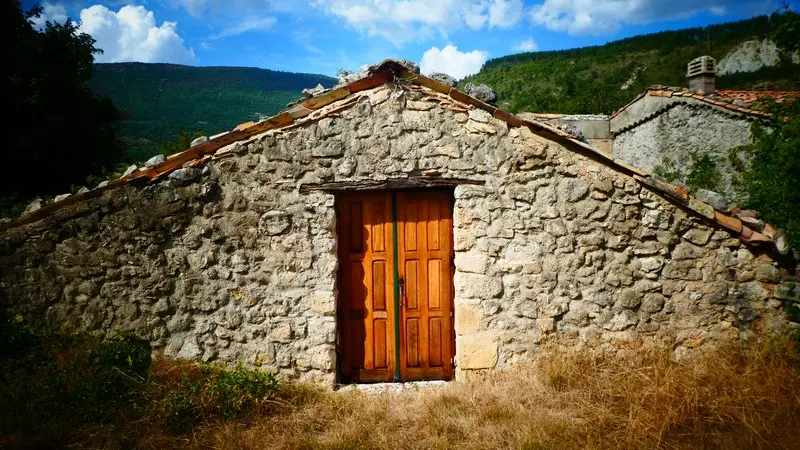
(167, 339, 800, 450)
(18, 337, 800, 450)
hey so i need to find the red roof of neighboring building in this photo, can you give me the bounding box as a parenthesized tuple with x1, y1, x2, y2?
(611, 87, 799, 120)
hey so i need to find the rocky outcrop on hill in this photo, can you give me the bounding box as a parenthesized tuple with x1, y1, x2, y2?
(718, 39, 799, 75)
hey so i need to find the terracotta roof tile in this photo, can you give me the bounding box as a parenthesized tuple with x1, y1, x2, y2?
(612, 86, 799, 121)
(234, 121, 255, 131)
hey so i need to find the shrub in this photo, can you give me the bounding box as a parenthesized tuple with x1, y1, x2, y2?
(0, 322, 151, 434)
(653, 151, 722, 193)
(148, 360, 280, 430)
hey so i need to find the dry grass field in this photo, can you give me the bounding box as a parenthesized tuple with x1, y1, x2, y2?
(138, 340, 800, 450)
(3, 327, 799, 450)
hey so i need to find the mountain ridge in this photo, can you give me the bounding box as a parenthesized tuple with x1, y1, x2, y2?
(465, 14, 800, 115)
(90, 63, 337, 161)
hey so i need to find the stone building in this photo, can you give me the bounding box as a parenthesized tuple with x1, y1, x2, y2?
(530, 57, 799, 202)
(0, 60, 797, 385)
(610, 56, 799, 200)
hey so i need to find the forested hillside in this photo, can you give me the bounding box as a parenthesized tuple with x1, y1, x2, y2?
(91, 64, 336, 161)
(464, 13, 800, 114)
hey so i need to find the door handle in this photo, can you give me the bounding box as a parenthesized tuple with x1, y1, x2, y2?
(398, 276, 405, 307)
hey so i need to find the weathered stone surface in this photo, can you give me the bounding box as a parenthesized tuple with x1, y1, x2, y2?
(468, 108, 492, 123)
(302, 83, 326, 98)
(455, 273, 503, 299)
(614, 105, 752, 201)
(0, 81, 792, 386)
(775, 230, 791, 256)
(121, 164, 137, 177)
(457, 334, 498, 369)
(168, 168, 201, 184)
(695, 189, 730, 212)
(775, 282, 800, 302)
(428, 72, 456, 87)
(463, 83, 497, 103)
(259, 211, 292, 236)
(641, 293, 665, 313)
(145, 154, 166, 168)
(455, 253, 489, 274)
(20, 199, 42, 217)
(682, 228, 713, 246)
(191, 136, 209, 147)
(456, 304, 482, 335)
(672, 242, 704, 260)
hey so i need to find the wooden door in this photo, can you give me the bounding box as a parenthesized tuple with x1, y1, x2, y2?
(336, 192, 396, 382)
(396, 191, 454, 381)
(336, 190, 454, 383)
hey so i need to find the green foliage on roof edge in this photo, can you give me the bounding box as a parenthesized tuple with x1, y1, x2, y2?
(464, 11, 800, 115)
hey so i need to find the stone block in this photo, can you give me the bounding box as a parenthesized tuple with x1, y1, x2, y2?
(311, 291, 336, 316)
(456, 303, 482, 335)
(457, 334, 499, 369)
(537, 317, 556, 333)
(455, 253, 489, 274)
(775, 282, 800, 302)
(738, 282, 769, 302)
(271, 322, 292, 342)
(755, 265, 782, 283)
(682, 228, 713, 245)
(672, 242, 704, 260)
(455, 272, 503, 299)
(402, 110, 430, 131)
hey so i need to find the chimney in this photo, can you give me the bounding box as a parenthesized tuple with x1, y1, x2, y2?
(687, 56, 716, 95)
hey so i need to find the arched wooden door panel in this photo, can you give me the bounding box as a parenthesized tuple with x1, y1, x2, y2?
(336, 190, 454, 383)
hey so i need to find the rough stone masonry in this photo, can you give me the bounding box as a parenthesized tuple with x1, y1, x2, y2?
(0, 82, 796, 384)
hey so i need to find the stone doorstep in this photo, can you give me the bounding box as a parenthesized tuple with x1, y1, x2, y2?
(335, 380, 449, 395)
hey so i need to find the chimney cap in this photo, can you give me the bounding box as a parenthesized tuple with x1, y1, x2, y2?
(687, 56, 716, 78)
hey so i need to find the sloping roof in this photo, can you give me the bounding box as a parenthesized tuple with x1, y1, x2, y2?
(611, 86, 799, 120)
(714, 89, 800, 106)
(1, 60, 787, 254)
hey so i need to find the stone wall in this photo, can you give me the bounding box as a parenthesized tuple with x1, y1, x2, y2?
(613, 104, 753, 200)
(0, 84, 794, 384)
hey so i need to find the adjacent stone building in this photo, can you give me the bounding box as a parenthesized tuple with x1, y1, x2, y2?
(610, 56, 799, 200)
(0, 60, 797, 385)
(529, 57, 799, 202)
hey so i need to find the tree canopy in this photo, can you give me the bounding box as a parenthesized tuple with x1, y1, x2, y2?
(2, 0, 122, 208)
(740, 98, 800, 250)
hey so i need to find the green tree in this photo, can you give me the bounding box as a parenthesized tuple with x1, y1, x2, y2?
(741, 98, 800, 248)
(771, 3, 800, 54)
(2, 1, 122, 207)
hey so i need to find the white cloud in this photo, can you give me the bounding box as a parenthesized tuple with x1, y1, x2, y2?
(310, 0, 526, 45)
(31, 2, 68, 29)
(514, 37, 538, 52)
(710, 6, 727, 16)
(530, 0, 776, 35)
(420, 45, 488, 80)
(79, 5, 196, 64)
(489, 0, 523, 28)
(463, 1, 490, 29)
(209, 15, 277, 39)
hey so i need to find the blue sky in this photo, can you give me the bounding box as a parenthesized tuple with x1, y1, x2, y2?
(24, 0, 794, 78)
